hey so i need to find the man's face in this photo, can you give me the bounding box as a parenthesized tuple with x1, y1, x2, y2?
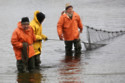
(40, 19, 45, 24)
(22, 23, 29, 30)
(66, 7, 73, 14)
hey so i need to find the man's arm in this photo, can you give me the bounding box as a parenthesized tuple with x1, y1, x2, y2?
(78, 15, 83, 33)
(41, 34, 47, 40)
(31, 27, 36, 42)
(57, 15, 64, 40)
(11, 30, 23, 48)
(30, 24, 42, 41)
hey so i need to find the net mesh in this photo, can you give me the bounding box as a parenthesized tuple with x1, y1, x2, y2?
(82, 26, 125, 50)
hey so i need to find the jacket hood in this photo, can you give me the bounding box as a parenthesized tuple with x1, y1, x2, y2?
(17, 22, 23, 30)
(34, 10, 40, 25)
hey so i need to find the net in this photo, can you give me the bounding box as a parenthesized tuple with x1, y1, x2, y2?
(82, 26, 125, 50)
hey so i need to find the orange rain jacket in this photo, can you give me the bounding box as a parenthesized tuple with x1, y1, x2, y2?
(57, 11, 83, 41)
(11, 22, 36, 60)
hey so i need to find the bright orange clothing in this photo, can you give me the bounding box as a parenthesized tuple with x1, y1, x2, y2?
(57, 12, 83, 41)
(11, 22, 36, 60)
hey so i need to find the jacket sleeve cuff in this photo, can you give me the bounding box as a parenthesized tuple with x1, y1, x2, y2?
(36, 35, 42, 40)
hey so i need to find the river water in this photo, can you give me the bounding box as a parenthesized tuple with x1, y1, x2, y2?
(0, 0, 125, 83)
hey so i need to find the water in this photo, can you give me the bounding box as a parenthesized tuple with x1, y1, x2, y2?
(0, 0, 125, 83)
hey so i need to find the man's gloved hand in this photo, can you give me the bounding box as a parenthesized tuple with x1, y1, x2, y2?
(59, 35, 63, 40)
(44, 37, 48, 41)
(38, 40, 42, 42)
(80, 28, 83, 33)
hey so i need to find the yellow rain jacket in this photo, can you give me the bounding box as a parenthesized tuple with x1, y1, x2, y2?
(30, 10, 47, 55)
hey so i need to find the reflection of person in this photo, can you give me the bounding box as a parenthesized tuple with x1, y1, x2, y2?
(17, 72, 42, 83)
(11, 17, 36, 72)
(59, 54, 83, 82)
(64, 54, 81, 63)
(57, 3, 83, 55)
(30, 10, 48, 69)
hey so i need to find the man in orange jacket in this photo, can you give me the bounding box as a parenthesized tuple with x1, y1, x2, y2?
(57, 3, 83, 55)
(11, 17, 36, 72)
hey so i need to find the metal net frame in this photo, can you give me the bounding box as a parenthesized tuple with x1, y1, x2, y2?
(82, 26, 125, 50)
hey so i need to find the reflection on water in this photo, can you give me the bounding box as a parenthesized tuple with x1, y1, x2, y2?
(59, 53, 84, 83)
(17, 71, 45, 83)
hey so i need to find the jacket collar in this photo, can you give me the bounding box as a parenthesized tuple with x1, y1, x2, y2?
(63, 11, 76, 19)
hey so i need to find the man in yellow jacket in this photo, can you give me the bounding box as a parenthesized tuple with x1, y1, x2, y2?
(30, 10, 48, 69)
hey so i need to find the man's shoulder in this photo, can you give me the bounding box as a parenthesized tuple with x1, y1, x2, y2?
(73, 12, 80, 16)
(30, 20, 39, 27)
(61, 13, 67, 17)
(14, 27, 20, 32)
(30, 20, 36, 25)
(12, 27, 21, 35)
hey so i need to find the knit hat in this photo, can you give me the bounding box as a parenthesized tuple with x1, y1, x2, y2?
(37, 12, 45, 23)
(65, 3, 73, 10)
(21, 17, 29, 24)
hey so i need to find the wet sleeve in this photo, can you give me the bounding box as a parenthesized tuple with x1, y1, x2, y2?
(11, 30, 23, 48)
(57, 15, 64, 37)
(78, 15, 83, 30)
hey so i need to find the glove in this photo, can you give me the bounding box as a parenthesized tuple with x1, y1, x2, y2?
(38, 40, 42, 42)
(45, 37, 48, 40)
(44, 37, 48, 41)
(80, 28, 83, 33)
(59, 35, 63, 40)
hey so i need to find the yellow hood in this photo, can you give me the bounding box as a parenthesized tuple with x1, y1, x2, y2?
(34, 10, 41, 25)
